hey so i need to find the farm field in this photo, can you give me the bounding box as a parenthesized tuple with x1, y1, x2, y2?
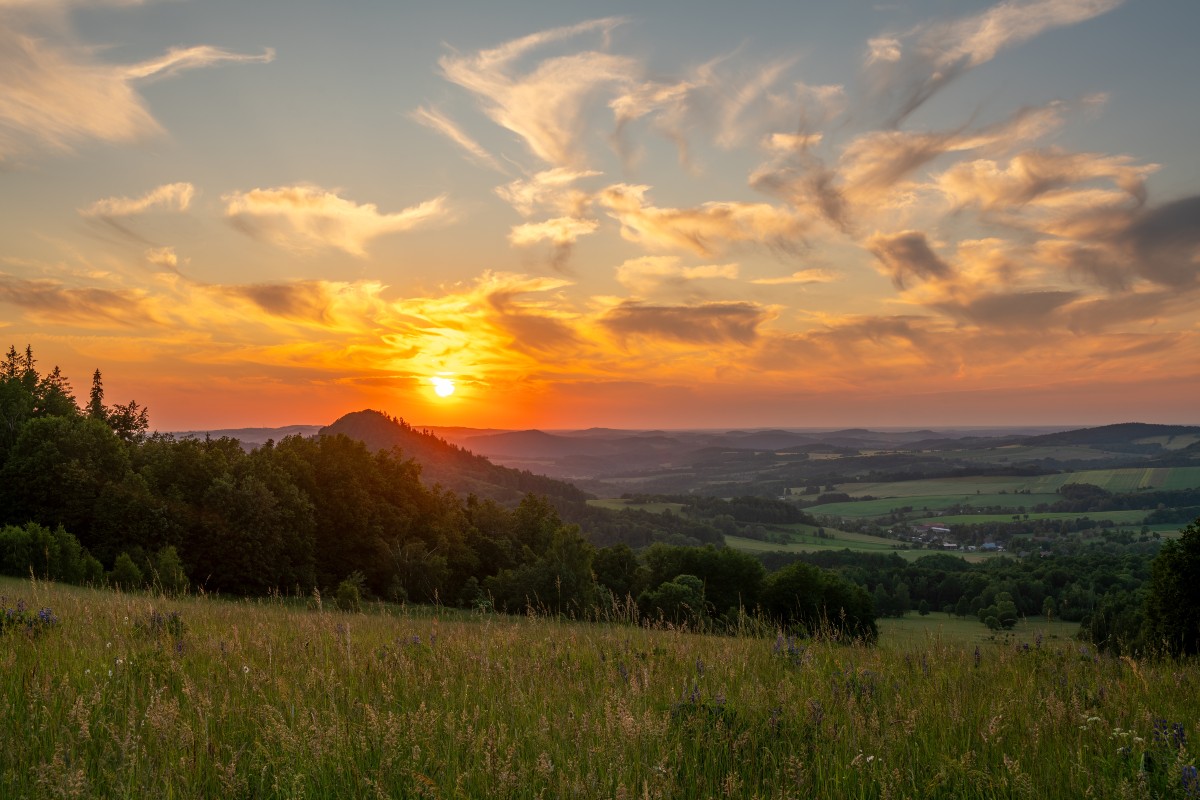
(722, 533, 987, 563)
(831, 466, 1200, 499)
(910, 510, 1151, 526)
(807, 493, 1063, 518)
(587, 498, 687, 514)
(806, 466, 1200, 519)
(2, 576, 1196, 799)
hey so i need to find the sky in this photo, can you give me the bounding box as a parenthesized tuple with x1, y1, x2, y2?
(1, 0, 1198, 431)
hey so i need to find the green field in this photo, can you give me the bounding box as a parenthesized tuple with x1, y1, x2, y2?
(587, 498, 687, 514)
(828, 466, 1200, 500)
(3, 576, 1197, 799)
(911, 510, 1150, 526)
(806, 466, 1200, 520)
(723, 533, 997, 563)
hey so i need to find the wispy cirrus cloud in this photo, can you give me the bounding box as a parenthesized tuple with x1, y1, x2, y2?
(411, 105, 505, 173)
(867, 0, 1123, 125)
(750, 269, 837, 286)
(223, 185, 449, 256)
(438, 17, 635, 168)
(81, 182, 195, 217)
(0, 13, 272, 163)
(121, 44, 274, 81)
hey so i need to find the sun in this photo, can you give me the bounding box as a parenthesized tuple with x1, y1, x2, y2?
(431, 376, 455, 398)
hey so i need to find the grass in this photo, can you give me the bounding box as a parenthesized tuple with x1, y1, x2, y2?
(587, 499, 687, 514)
(829, 467, 1200, 501)
(724, 534, 998, 564)
(877, 612, 1080, 649)
(911, 510, 1151, 526)
(3, 575, 1198, 799)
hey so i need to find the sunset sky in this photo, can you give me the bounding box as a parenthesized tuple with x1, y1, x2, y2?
(2, 0, 1198, 431)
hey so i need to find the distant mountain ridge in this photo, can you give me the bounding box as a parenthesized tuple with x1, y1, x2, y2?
(319, 410, 588, 504)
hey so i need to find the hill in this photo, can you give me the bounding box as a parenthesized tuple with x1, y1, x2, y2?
(320, 409, 588, 504)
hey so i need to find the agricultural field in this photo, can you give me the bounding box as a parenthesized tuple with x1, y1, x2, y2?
(722, 533, 989, 563)
(805, 466, 1200, 520)
(3, 576, 1197, 799)
(587, 498, 688, 514)
(910, 510, 1151, 527)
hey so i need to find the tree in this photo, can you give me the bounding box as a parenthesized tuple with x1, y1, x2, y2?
(638, 574, 706, 625)
(1143, 517, 1200, 656)
(87, 369, 106, 421)
(1042, 596, 1056, 622)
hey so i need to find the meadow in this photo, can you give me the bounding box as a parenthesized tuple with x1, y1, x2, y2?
(4, 576, 1198, 799)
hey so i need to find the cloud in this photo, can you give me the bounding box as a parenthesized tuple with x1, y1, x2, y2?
(439, 17, 635, 167)
(750, 269, 837, 286)
(122, 45, 274, 81)
(495, 167, 600, 217)
(508, 217, 598, 247)
(507, 216, 599, 271)
(932, 289, 1081, 329)
(867, 0, 1123, 124)
(839, 103, 1064, 201)
(610, 58, 824, 171)
(614, 256, 739, 296)
(0, 19, 272, 163)
(221, 281, 337, 324)
(601, 301, 768, 345)
(411, 105, 505, 172)
(81, 182, 195, 217)
(223, 185, 449, 256)
(0, 273, 157, 326)
(144, 247, 178, 272)
(598, 183, 809, 257)
(867, 230, 954, 289)
(936, 147, 1154, 214)
(1118, 195, 1200, 289)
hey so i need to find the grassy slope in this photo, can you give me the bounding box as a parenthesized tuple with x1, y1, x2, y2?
(3, 576, 1196, 798)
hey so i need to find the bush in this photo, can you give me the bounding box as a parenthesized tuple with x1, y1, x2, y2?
(335, 572, 364, 613)
(151, 546, 188, 595)
(110, 552, 144, 591)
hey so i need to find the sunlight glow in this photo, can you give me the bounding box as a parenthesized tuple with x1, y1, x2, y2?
(432, 377, 455, 398)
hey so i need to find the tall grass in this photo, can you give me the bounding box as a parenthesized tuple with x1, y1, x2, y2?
(2, 575, 1196, 799)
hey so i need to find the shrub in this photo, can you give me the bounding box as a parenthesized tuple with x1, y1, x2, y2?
(110, 552, 144, 591)
(336, 572, 364, 613)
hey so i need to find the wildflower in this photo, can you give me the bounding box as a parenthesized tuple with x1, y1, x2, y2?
(1182, 765, 1198, 796)
(242, 665, 250, 674)
(695, 658, 705, 676)
(974, 646, 981, 668)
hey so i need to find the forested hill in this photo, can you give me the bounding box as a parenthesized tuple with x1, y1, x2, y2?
(1024, 422, 1200, 447)
(320, 409, 588, 505)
